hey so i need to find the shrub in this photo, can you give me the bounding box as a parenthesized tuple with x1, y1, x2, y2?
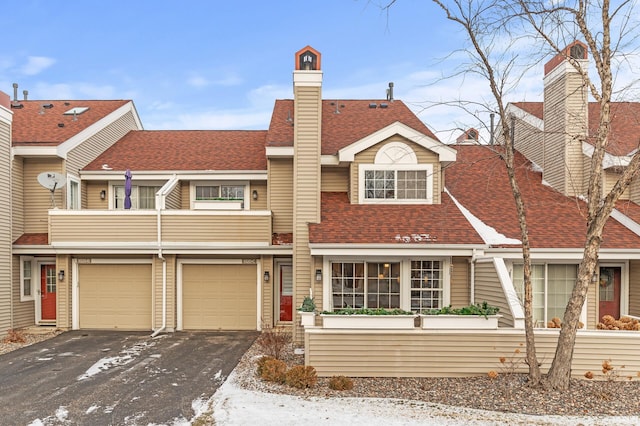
(299, 296, 316, 312)
(2, 329, 26, 344)
(321, 307, 414, 316)
(423, 301, 499, 318)
(260, 358, 287, 384)
(328, 375, 354, 391)
(256, 322, 291, 360)
(285, 365, 317, 389)
(255, 356, 274, 377)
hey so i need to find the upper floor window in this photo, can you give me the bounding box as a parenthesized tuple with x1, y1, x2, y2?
(358, 142, 434, 204)
(68, 178, 80, 210)
(114, 185, 160, 209)
(193, 182, 247, 210)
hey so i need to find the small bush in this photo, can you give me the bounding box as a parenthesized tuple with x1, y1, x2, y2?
(255, 356, 275, 377)
(256, 322, 291, 360)
(260, 358, 287, 383)
(2, 329, 26, 344)
(487, 370, 499, 380)
(328, 375, 354, 391)
(285, 365, 317, 389)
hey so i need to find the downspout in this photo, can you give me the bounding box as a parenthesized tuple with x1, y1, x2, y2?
(151, 189, 167, 337)
(470, 248, 477, 305)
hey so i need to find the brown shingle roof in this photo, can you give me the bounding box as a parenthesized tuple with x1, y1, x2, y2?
(14, 233, 48, 245)
(309, 192, 484, 245)
(83, 130, 267, 171)
(11, 100, 130, 145)
(513, 101, 640, 156)
(446, 144, 640, 249)
(267, 100, 439, 155)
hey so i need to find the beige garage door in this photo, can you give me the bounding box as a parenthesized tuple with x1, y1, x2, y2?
(182, 264, 257, 330)
(79, 264, 152, 330)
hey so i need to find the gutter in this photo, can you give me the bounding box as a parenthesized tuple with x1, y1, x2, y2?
(470, 248, 477, 304)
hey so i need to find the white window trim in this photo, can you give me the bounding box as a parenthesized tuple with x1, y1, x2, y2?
(67, 175, 81, 210)
(109, 181, 164, 210)
(358, 164, 434, 204)
(20, 256, 35, 302)
(190, 181, 250, 210)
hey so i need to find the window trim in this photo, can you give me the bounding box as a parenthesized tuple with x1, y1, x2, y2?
(190, 181, 250, 210)
(358, 164, 434, 204)
(110, 182, 162, 210)
(67, 175, 81, 210)
(20, 256, 35, 301)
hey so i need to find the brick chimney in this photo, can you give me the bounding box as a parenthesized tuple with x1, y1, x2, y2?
(542, 41, 589, 197)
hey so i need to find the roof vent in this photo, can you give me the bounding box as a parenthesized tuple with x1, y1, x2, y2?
(10, 103, 23, 109)
(23, 90, 28, 101)
(58, 123, 64, 127)
(380, 103, 388, 108)
(43, 103, 53, 109)
(369, 103, 377, 109)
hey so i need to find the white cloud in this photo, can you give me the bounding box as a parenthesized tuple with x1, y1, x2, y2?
(21, 56, 55, 75)
(30, 82, 117, 99)
(187, 75, 210, 88)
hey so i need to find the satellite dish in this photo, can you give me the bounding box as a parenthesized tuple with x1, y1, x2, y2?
(37, 172, 66, 191)
(37, 172, 66, 208)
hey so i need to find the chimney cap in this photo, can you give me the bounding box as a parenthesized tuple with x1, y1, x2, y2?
(544, 41, 588, 75)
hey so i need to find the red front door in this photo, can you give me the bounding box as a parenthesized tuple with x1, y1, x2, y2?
(279, 264, 293, 322)
(599, 266, 621, 320)
(41, 264, 57, 321)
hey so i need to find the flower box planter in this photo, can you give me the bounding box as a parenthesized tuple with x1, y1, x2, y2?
(420, 314, 501, 329)
(320, 314, 417, 329)
(298, 311, 316, 327)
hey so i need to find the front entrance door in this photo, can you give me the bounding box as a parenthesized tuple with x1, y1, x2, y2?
(277, 263, 293, 322)
(40, 264, 57, 321)
(599, 266, 621, 320)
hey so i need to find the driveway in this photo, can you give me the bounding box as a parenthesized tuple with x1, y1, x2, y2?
(0, 330, 258, 425)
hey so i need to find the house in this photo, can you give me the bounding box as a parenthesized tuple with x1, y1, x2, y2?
(0, 91, 13, 336)
(3, 45, 640, 378)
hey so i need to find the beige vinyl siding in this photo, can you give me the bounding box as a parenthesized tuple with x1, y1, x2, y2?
(512, 117, 545, 169)
(543, 70, 587, 196)
(56, 255, 72, 329)
(10, 257, 34, 328)
(321, 167, 348, 192)
(161, 213, 271, 242)
(474, 261, 513, 327)
(153, 255, 175, 329)
(450, 257, 470, 307)
(587, 269, 598, 328)
(11, 157, 24, 241)
(305, 329, 640, 378)
(65, 109, 139, 182)
(603, 169, 629, 200)
(250, 181, 267, 210)
(629, 260, 640, 317)
(262, 256, 273, 326)
(181, 181, 191, 210)
(50, 213, 157, 242)
(629, 176, 640, 204)
(351, 138, 442, 204)
(165, 184, 181, 210)
(269, 158, 294, 233)
(0, 115, 10, 334)
(85, 181, 109, 209)
(24, 158, 63, 234)
(293, 83, 322, 343)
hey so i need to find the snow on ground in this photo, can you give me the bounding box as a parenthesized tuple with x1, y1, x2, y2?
(77, 340, 156, 380)
(208, 371, 640, 426)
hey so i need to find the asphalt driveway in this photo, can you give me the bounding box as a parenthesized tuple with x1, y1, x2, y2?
(0, 330, 258, 425)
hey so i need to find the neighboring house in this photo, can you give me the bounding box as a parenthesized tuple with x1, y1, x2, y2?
(0, 91, 13, 336)
(3, 45, 640, 378)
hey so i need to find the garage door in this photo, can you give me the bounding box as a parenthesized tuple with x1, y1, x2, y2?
(79, 264, 152, 330)
(182, 264, 257, 330)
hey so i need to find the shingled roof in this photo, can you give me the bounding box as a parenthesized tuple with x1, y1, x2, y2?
(11, 100, 130, 145)
(513, 101, 640, 156)
(446, 144, 640, 249)
(309, 192, 484, 245)
(267, 99, 439, 155)
(84, 130, 267, 171)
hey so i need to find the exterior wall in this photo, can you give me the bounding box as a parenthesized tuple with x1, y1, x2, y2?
(180, 181, 191, 210)
(629, 260, 640, 317)
(351, 137, 442, 204)
(321, 167, 348, 192)
(250, 181, 267, 210)
(0, 105, 11, 335)
(474, 260, 513, 327)
(11, 258, 35, 328)
(603, 169, 629, 200)
(587, 271, 597, 328)
(268, 158, 294, 233)
(629, 176, 640, 204)
(543, 67, 587, 197)
(305, 329, 640, 378)
(12, 157, 24, 241)
(153, 255, 175, 330)
(23, 158, 63, 233)
(292, 76, 322, 343)
(85, 181, 109, 209)
(512, 117, 545, 170)
(450, 257, 470, 307)
(56, 255, 72, 329)
(164, 184, 181, 210)
(64, 109, 140, 208)
(261, 256, 273, 327)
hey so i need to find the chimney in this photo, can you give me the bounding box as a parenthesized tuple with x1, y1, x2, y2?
(387, 82, 394, 101)
(12, 83, 18, 102)
(542, 41, 588, 196)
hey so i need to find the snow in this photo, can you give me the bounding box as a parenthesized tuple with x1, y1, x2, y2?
(77, 340, 156, 380)
(445, 188, 522, 245)
(208, 372, 640, 426)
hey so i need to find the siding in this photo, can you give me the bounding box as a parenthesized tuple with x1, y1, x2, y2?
(12, 157, 24, 241)
(10, 257, 34, 328)
(161, 214, 271, 242)
(269, 158, 294, 233)
(181, 181, 191, 210)
(24, 158, 63, 233)
(603, 169, 629, 200)
(352, 137, 442, 204)
(86, 181, 109, 209)
(512, 117, 545, 169)
(165, 184, 181, 210)
(474, 261, 513, 327)
(321, 167, 348, 192)
(305, 329, 640, 378)
(629, 175, 640, 204)
(56, 255, 71, 329)
(0, 112, 11, 334)
(65, 108, 138, 177)
(250, 181, 267, 210)
(262, 256, 273, 326)
(629, 260, 640, 317)
(450, 257, 470, 307)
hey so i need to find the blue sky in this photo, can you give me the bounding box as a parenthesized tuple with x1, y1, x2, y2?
(2, 1, 549, 143)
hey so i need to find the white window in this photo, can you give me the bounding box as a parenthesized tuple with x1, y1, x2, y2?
(20, 257, 34, 301)
(68, 178, 80, 210)
(512, 263, 577, 327)
(114, 185, 160, 209)
(410, 260, 443, 310)
(331, 262, 400, 309)
(192, 182, 247, 210)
